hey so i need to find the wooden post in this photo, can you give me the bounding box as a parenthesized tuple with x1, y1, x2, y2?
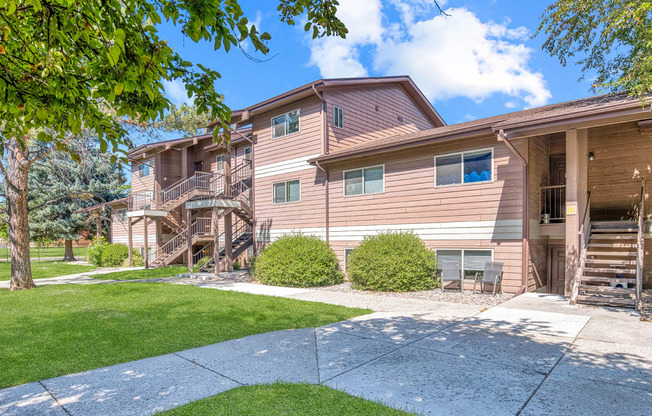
(127, 217, 133, 267)
(186, 208, 193, 273)
(143, 216, 149, 269)
(95, 212, 102, 240)
(212, 207, 220, 274)
(225, 145, 232, 195)
(224, 211, 233, 272)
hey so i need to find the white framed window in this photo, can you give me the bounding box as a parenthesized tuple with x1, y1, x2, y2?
(334, 106, 344, 129)
(434, 148, 493, 187)
(138, 163, 150, 177)
(273, 179, 301, 204)
(243, 146, 252, 161)
(271, 109, 300, 139)
(344, 247, 355, 271)
(436, 249, 493, 280)
(344, 165, 384, 196)
(116, 209, 127, 221)
(215, 154, 225, 172)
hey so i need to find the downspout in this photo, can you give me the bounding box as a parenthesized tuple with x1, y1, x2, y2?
(497, 129, 529, 294)
(313, 85, 330, 243)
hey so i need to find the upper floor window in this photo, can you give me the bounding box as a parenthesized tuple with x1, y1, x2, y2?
(273, 179, 301, 204)
(138, 163, 150, 177)
(334, 106, 344, 128)
(435, 149, 493, 187)
(271, 109, 300, 139)
(243, 146, 252, 161)
(344, 165, 384, 196)
(116, 209, 127, 221)
(216, 154, 225, 172)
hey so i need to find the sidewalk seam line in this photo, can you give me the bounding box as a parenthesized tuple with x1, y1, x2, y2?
(39, 381, 72, 416)
(314, 328, 321, 384)
(173, 353, 245, 386)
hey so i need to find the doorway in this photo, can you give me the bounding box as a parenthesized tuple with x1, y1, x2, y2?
(193, 161, 204, 173)
(549, 245, 566, 295)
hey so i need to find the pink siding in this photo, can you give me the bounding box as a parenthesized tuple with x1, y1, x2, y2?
(324, 85, 436, 152)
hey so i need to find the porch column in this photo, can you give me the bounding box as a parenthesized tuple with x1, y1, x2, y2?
(212, 207, 220, 274)
(565, 128, 589, 296)
(224, 212, 233, 272)
(127, 217, 133, 267)
(143, 216, 149, 269)
(186, 208, 193, 273)
(95, 212, 102, 239)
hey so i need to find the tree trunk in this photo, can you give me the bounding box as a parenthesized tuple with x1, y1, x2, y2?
(63, 239, 76, 261)
(6, 138, 35, 290)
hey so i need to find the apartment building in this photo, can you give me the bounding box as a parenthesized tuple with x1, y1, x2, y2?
(87, 76, 652, 309)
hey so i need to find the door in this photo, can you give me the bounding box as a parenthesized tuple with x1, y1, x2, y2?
(549, 246, 566, 295)
(193, 161, 204, 173)
(549, 155, 566, 186)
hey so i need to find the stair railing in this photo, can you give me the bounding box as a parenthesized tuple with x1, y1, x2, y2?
(570, 191, 591, 304)
(160, 172, 224, 205)
(127, 191, 156, 211)
(636, 179, 646, 310)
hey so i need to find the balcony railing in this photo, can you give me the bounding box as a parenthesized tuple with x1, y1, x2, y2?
(540, 185, 566, 223)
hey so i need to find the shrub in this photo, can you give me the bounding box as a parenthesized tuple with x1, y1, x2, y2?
(87, 236, 108, 266)
(194, 256, 212, 272)
(253, 233, 343, 287)
(100, 243, 129, 267)
(347, 231, 438, 292)
(121, 251, 144, 267)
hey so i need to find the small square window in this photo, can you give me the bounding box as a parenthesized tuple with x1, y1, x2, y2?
(271, 109, 300, 139)
(138, 164, 150, 177)
(334, 106, 344, 128)
(273, 179, 301, 204)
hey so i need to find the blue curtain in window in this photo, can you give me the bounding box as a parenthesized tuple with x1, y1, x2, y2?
(463, 151, 491, 183)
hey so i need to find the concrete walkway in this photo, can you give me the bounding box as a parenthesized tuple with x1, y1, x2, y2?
(0, 267, 145, 289)
(1, 293, 650, 416)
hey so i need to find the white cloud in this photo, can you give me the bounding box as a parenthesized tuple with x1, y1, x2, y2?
(307, 1, 551, 109)
(163, 79, 194, 106)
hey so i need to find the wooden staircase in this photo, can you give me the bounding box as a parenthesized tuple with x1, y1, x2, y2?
(576, 221, 638, 308)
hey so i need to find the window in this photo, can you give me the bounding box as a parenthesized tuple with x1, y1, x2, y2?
(344, 165, 384, 196)
(435, 149, 492, 187)
(273, 179, 301, 204)
(436, 249, 493, 280)
(216, 154, 225, 172)
(334, 106, 344, 128)
(138, 163, 150, 177)
(243, 146, 252, 161)
(344, 248, 354, 271)
(271, 109, 300, 139)
(116, 209, 127, 221)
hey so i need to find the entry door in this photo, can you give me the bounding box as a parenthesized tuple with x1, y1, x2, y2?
(549, 246, 566, 295)
(549, 155, 566, 186)
(193, 161, 204, 173)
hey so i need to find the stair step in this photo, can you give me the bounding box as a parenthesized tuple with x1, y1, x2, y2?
(575, 295, 636, 308)
(589, 234, 637, 240)
(579, 285, 635, 295)
(588, 243, 637, 249)
(592, 221, 637, 226)
(581, 276, 636, 284)
(591, 228, 638, 233)
(583, 267, 636, 274)
(584, 259, 637, 266)
(585, 251, 637, 257)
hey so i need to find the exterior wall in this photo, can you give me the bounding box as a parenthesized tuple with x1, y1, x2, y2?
(527, 136, 550, 291)
(324, 85, 436, 152)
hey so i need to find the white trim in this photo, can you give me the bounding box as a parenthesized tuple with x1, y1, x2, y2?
(271, 108, 301, 139)
(256, 227, 327, 242)
(434, 147, 494, 188)
(343, 164, 385, 197)
(272, 178, 302, 204)
(255, 153, 321, 179)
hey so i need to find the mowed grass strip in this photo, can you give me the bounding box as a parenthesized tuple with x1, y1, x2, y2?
(91, 266, 188, 280)
(0, 260, 97, 281)
(160, 383, 414, 416)
(0, 283, 371, 388)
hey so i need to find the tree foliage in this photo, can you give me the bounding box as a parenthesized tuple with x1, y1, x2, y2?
(537, 1, 652, 97)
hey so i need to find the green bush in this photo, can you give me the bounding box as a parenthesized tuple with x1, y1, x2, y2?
(194, 256, 212, 272)
(253, 233, 343, 287)
(121, 251, 144, 267)
(100, 243, 129, 267)
(347, 231, 438, 292)
(87, 236, 108, 266)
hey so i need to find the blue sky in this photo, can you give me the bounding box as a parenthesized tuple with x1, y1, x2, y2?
(157, 0, 594, 127)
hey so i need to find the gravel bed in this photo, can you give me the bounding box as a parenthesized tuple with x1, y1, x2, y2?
(312, 282, 513, 307)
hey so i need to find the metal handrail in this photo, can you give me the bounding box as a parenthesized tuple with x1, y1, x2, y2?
(127, 191, 155, 211)
(636, 180, 646, 310)
(161, 172, 224, 205)
(540, 185, 566, 223)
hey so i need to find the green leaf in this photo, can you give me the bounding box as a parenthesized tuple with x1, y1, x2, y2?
(114, 82, 124, 95)
(100, 140, 107, 153)
(107, 45, 121, 65)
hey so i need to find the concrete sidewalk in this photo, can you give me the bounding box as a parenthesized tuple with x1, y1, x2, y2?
(0, 267, 145, 290)
(1, 293, 650, 416)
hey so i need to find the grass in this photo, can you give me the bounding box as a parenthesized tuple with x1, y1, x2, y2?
(0, 246, 88, 259)
(0, 260, 97, 281)
(92, 266, 188, 280)
(0, 283, 371, 388)
(160, 383, 413, 415)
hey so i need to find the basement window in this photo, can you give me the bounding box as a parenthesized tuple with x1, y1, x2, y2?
(273, 179, 301, 204)
(436, 249, 493, 280)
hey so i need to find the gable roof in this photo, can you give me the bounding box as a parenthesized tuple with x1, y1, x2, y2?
(223, 76, 445, 128)
(310, 93, 652, 165)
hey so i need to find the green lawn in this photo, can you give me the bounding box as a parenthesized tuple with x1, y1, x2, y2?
(0, 260, 97, 281)
(0, 246, 88, 259)
(0, 283, 370, 388)
(160, 383, 413, 416)
(92, 266, 188, 280)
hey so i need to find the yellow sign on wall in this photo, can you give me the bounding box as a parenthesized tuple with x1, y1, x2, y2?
(567, 203, 577, 216)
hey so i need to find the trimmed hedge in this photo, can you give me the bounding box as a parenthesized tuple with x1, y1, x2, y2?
(347, 231, 438, 292)
(253, 233, 343, 287)
(101, 243, 129, 267)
